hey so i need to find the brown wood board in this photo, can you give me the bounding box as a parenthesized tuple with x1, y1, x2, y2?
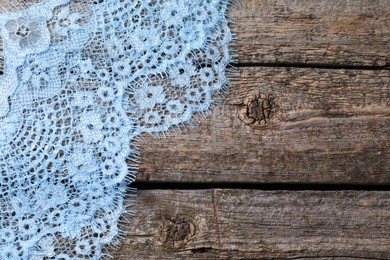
(232, 0, 390, 66)
(136, 67, 390, 184)
(112, 189, 390, 259)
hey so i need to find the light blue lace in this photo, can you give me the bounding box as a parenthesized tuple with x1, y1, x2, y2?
(0, 0, 232, 258)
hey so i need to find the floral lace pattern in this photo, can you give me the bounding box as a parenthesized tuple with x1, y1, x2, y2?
(0, 0, 232, 258)
(5, 17, 42, 48)
(0, 0, 64, 117)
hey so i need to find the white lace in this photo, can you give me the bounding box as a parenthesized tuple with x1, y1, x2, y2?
(0, 0, 232, 258)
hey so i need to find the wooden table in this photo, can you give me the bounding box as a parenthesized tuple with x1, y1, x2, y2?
(113, 0, 390, 259)
(1, 0, 388, 258)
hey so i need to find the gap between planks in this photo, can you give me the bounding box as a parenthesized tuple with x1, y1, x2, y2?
(235, 62, 390, 71)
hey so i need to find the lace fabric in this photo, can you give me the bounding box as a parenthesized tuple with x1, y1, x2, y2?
(0, 0, 232, 258)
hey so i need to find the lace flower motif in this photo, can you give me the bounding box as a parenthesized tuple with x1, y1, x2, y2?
(30, 236, 56, 259)
(166, 100, 185, 114)
(72, 91, 94, 108)
(34, 183, 68, 211)
(0, 227, 15, 244)
(75, 240, 93, 256)
(53, 6, 84, 36)
(170, 63, 196, 87)
(21, 61, 50, 84)
(134, 85, 166, 110)
(68, 151, 97, 180)
(5, 17, 43, 50)
(78, 112, 104, 144)
(161, 0, 190, 25)
(68, 59, 95, 82)
(0, 247, 19, 260)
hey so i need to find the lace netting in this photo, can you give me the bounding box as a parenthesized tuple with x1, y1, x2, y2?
(0, 0, 42, 15)
(0, 0, 232, 258)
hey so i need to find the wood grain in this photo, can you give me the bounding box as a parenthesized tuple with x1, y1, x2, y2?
(137, 67, 390, 184)
(232, 0, 390, 66)
(1, 1, 389, 259)
(112, 189, 390, 259)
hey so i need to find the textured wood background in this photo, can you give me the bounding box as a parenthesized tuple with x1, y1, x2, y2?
(113, 0, 390, 259)
(1, 0, 389, 259)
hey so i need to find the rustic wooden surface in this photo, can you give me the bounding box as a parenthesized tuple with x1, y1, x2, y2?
(232, 0, 390, 66)
(137, 67, 390, 184)
(121, 0, 390, 259)
(1, 0, 389, 258)
(112, 190, 390, 259)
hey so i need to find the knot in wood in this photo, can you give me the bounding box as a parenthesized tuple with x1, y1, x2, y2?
(239, 93, 276, 126)
(169, 219, 191, 241)
(160, 215, 195, 248)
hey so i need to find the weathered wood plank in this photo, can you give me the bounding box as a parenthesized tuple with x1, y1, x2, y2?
(232, 0, 390, 66)
(137, 67, 390, 184)
(112, 189, 390, 259)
